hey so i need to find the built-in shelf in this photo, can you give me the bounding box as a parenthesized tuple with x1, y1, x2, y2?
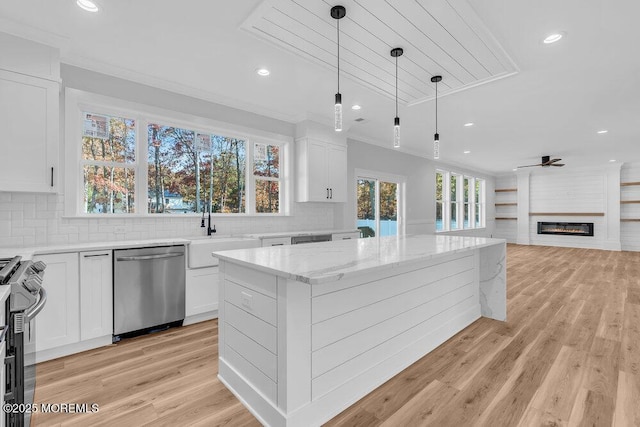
(495, 217, 517, 220)
(495, 203, 517, 206)
(529, 212, 605, 217)
(495, 188, 517, 192)
(620, 182, 640, 187)
(621, 200, 640, 204)
(621, 219, 640, 222)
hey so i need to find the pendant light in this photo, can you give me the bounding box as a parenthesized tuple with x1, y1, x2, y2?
(431, 75, 442, 159)
(390, 47, 403, 148)
(331, 6, 346, 132)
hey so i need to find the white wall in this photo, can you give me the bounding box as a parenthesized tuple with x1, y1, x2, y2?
(338, 139, 495, 237)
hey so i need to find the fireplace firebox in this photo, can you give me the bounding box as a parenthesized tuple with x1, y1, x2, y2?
(537, 222, 594, 236)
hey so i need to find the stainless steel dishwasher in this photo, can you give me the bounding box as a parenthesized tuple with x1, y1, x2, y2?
(113, 245, 185, 339)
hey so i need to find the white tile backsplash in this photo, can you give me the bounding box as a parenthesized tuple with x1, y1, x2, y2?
(0, 192, 335, 248)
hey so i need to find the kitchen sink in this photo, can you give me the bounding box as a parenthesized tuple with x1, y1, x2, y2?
(188, 236, 260, 268)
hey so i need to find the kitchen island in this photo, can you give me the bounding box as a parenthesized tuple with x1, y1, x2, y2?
(213, 234, 506, 427)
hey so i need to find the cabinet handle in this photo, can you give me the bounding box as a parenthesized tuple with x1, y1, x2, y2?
(326, 188, 329, 199)
(271, 243, 284, 246)
(50, 167, 54, 187)
(330, 188, 333, 199)
(83, 253, 110, 258)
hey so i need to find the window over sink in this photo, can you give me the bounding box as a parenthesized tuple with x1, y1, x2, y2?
(66, 89, 288, 216)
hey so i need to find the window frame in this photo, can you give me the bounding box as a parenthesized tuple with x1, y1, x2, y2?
(435, 169, 486, 232)
(354, 168, 406, 237)
(64, 88, 290, 217)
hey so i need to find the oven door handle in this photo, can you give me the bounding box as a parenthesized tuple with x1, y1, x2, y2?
(25, 287, 47, 323)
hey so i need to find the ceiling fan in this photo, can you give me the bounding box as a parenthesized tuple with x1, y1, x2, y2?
(517, 155, 565, 168)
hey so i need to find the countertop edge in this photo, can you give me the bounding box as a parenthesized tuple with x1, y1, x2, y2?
(214, 238, 506, 285)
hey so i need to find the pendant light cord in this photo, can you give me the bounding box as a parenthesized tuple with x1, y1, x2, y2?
(337, 19, 340, 93)
(435, 79, 438, 133)
(395, 55, 398, 117)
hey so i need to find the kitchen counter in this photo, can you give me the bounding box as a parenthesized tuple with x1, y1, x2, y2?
(214, 234, 503, 285)
(0, 238, 193, 258)
(242, 229, 359, 239)
(216, 234, 506, 427)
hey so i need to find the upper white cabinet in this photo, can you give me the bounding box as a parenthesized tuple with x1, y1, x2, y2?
(0, 33, 60, 193)
(80, 250, 113, 341)
(295, 137, 347, 203)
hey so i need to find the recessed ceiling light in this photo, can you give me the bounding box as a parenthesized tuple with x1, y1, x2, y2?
(77, 0, 99, 12)
(256, 68, 270, 76)
(351, 105, 361, 110)
(512, 168, 518, 171)
(463, 122, 474, 127)
(609, 159, 616, 162)
(463, 150, 471, 154)
(543, 33, 563, 44)
(597, 130, 608, 134)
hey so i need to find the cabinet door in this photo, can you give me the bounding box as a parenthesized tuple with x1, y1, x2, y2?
(307, 140, 330, 202)
(186, 266, 219, 317)
(80, 251, 113, 340)
(0, 70, 59, 193)
(327, 144, 347, 202)
(33, 253, 80, 352)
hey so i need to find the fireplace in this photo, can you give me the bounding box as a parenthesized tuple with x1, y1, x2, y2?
(537, 222, 594, 236)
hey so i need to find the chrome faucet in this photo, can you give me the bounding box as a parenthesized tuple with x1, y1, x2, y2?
(200, 204, 216, 236)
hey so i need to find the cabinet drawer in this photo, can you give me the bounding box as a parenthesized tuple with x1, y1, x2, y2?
(261, 237, 291, 247)
(225, 280, 276, 326)
(332, 232, 360, 241)
(224, 262, 277, 298)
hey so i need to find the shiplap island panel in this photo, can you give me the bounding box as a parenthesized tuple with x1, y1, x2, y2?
(213, 234, 506, 427)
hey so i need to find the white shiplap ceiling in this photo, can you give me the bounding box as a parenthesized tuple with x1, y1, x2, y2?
(242, 0, 518, 105)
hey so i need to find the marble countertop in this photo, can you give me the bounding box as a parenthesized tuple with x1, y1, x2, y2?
(0, 238, 192, 259)
(213, 234, 506, 285)
(242, 229, 360, 239)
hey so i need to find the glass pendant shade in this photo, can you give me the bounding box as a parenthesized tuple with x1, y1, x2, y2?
(433, 133, 440, 159)
(393, 117, 400, 148)
(335, 93, 343, 132)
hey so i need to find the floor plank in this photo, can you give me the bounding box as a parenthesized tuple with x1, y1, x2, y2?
(31, 245, 640, 426)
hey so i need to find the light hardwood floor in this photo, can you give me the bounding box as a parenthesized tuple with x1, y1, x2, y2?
(32, 245, 640, 426)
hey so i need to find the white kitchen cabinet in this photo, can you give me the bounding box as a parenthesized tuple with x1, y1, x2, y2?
(0, 69, 59, 193)
(332, 231, 361, 241)
(295, 138, 347, 202)
(33, 252, 80, 352)
(80, 250, 113, 341)
(261, 237, 292, 247)
(186, 266, 219, 317)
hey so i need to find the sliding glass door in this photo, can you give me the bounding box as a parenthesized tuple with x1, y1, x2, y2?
(356, 172, 403, 238)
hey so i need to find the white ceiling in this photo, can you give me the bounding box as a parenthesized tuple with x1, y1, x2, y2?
(242, 0, 518, 105)
(1, 0, 639, 174)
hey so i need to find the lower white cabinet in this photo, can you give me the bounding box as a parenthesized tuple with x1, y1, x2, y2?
(80, 250, 113, 340)
(186, 266, 219, 317)
(33, 252, 80, 352)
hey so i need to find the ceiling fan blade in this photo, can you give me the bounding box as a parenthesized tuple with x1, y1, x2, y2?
(551, 163, 565, 167)
(549, 158, 562, 163)
(517, 164, 543, 168)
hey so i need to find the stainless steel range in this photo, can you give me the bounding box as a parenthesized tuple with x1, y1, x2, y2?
(0, 256, 47, 427)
